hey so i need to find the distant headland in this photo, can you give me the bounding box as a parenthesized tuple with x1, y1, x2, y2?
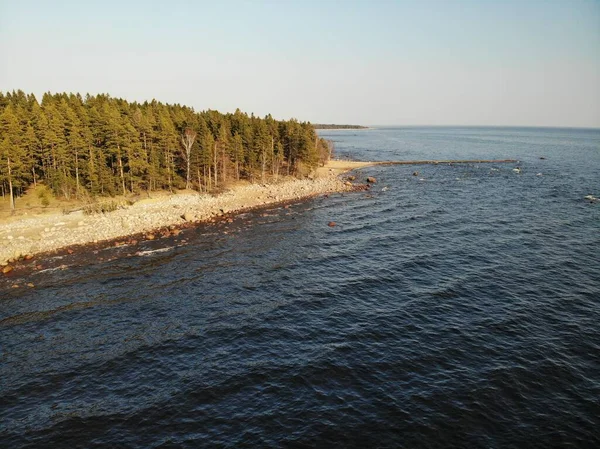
(313, 124, 369, 130)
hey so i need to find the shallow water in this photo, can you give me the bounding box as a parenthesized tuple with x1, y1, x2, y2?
(1, 127, 599, 447)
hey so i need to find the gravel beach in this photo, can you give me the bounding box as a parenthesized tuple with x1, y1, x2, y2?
(0, 161, 374, 265)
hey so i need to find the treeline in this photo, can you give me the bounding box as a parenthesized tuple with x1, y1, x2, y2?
(0, 90, 332, 209)
(313, 124, 368, 130)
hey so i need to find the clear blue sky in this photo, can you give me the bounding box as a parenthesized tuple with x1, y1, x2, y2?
(1, 0, 599, 127)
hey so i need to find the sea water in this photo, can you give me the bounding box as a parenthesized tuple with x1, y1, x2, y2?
(1, 127, 599, 447)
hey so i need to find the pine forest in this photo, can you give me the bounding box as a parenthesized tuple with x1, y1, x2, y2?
(0, 90, 333, 210)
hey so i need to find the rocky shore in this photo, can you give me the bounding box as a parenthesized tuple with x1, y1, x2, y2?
(0, 161, 375, 267)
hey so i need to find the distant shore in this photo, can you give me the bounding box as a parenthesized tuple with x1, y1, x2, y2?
(0, 160, 377, 267)
(314, 124, 370, 130)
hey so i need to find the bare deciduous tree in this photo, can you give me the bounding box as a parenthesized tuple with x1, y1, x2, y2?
(181, 128, 197, 190)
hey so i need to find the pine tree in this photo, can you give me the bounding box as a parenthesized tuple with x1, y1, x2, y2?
(0, 105, 27, 210)
(0, 90, 334, 199)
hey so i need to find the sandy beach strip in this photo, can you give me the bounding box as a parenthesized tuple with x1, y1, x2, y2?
(0, 160, 377, 266)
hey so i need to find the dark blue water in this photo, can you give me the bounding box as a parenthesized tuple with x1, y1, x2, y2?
(1, 127, 599, 448)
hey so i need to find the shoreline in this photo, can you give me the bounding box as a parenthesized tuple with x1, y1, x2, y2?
(0, 157, 519, 270)
(0, 160, 377, 268)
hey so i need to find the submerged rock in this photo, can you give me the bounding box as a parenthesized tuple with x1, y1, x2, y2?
(328, 222, 336, 227)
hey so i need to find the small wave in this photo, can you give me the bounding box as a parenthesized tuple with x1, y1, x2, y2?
(135, 247, 175, 257)
(36, 265, 70, 274)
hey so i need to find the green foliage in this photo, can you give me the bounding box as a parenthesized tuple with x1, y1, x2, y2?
(82, 199, 127, 215)
(36, 186, 51, 207)
(0, 90, 331, 204)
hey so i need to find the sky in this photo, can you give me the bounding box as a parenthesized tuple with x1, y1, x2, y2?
(1, 0, 599, 127)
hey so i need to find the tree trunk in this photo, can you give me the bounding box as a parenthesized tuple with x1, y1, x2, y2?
(261, 147, 266, 183)
(7, 157, 15, 211)
(221, 142, 226, 184)
(118, 150, 126, 195)
(51, 144, 57, 170)
(186, 155, 191, 190)
(213, 142, 218, 187)
(75, 150, 80, 198)
(166, 148, 172, 192)
(127, 147, 134, 193)
(88, 146, 94, 192)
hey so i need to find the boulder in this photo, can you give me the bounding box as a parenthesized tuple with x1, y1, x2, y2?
(328, 221, 336, 227)
(366, 177, 377, 183)
(182, 212, 194, 221)
(412, 171, 419, 176)
(2, 265, 13, 274)
(347, 176, 356, 181)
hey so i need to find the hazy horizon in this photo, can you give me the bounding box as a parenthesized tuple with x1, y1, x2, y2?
(1, 0, 599, 128)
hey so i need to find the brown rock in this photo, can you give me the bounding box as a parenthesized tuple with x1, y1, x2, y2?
(12, 284, 19, 289)
(2, 265, 14, 274)
(171, 229, 181, 237)
(24, 254, 33, 261)
(146, 234, 155, 240)
(347, 175, 356, 181)
(366, 177, 377, 183)
(328, 221, 336, 227)
(27, 283, 35, 288)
